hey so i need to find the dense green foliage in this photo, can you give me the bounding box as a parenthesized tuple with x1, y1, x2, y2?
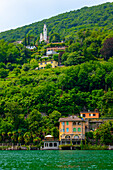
(0, 59, 113, 144)
(94, 121, 113, 145)
(86, 121, 113, 145)
(0, 40, 31, 65)
(0, 2, 113, 42)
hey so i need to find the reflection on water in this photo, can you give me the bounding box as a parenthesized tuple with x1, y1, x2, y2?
(0, 150, 113, 169)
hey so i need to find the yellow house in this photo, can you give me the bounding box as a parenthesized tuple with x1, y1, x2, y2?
(38, 60, 58, 69)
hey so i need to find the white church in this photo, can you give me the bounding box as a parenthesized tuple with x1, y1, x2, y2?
(40, 24, 49, 43)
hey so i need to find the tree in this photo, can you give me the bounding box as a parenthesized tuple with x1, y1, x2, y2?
(94, 121, 113, 145)
(30, 59, 39, 69)
(13, 67, 21, 75)
(25, 35, 27, 46)
(102, 91, 113, 116)
(18, 136, 23, 144)
(33, 137, 41, 145)
(0, 40, 8, 63)
(6, 63, 17, 71)
(23, 132, 31, 144)
(53, 54, 59, 62)
(1, 132, 6, 142)
(6, 44, 19, 63)
(11, 131, 17, 144)
(27, 109, 42, 133)
(100, 38, 113, 60)
(0, 62, 6, 69)
(22, 63, 30, 71)
(20, 47, 31, 64)
(49, 110, 61, 127)
(49, 33, 61, 43)
(64, 52, 85, 66)
(28, 35, 30, 46)
(7, 132, 12, 142)
(0, 68, 9, 78)
(51, 127, 59, 138)
(4, 102, 23, 129)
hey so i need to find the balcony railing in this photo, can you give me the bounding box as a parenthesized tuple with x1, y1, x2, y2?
(43, 138, 59, 142)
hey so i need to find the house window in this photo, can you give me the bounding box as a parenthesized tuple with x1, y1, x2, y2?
(73, 128, 76, 132)
(54, 143, 57, 147)
(49, 143, 52, 147)
(89, 114, 91, 116)
(74, 135, 79, 139)
(78, 128, 81, 132)
(73, 122, 76, 125)
(60, 129, 62, 132)
(83, 114, 85, 117)
(65, 135, 70, 139)
(62, 122, 65, 125)
(45, 62, 46, 64)
(93, 114, 96, 116)
(63, 129, 65, 132)
(40, 63, 42, 65)
(78, 122, 81, 125)
(66, 128, 69, 132)
(51, 61, 53, 63)
(66, 122, 69, 125)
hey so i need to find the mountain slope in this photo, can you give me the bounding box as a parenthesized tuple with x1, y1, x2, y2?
(0, 2, 113, 41)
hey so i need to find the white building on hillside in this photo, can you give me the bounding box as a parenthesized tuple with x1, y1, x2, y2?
(40, 24, 49, 43)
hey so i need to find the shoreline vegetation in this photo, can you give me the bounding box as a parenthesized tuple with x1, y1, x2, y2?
(0, 143, 110, 150)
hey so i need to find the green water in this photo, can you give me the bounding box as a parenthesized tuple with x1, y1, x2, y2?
(0, 150, 113, 169)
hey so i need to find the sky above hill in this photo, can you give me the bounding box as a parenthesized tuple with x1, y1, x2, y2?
(0, 0, 113, 33)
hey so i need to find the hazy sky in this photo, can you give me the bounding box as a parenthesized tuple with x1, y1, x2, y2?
(0, 0, 113, 33)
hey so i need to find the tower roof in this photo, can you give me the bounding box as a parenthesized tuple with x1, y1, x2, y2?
(44, 24, 47, 28)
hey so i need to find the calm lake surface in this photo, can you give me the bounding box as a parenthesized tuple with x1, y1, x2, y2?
(0, 150, 113, 169)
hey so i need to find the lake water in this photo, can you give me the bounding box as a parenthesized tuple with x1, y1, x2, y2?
(0, 150, 113, 169)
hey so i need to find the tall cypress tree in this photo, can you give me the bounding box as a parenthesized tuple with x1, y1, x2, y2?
(25, 35, 27, 46)
(28, 35, 30, 46)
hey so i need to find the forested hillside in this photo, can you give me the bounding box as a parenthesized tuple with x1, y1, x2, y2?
(0, 59, 113, 143)
(1, 60, 113, 116)
(0, 2, 113, 41)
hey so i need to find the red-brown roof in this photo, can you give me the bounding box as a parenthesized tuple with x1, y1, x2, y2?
(59, 116, 84, 122)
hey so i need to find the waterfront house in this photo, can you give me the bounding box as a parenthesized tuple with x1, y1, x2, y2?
(59, 116, 85, 145)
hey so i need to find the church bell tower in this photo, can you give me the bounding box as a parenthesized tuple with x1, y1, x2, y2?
(43, 24, 47, 42)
